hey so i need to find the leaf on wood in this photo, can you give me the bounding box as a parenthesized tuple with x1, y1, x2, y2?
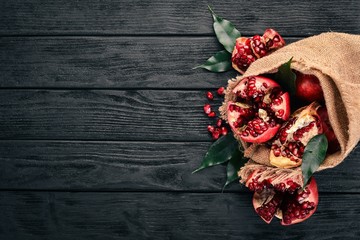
(192, 133, 241, 173)
(223, 153, 248, 189)
(301, 134, 328, 187)
(208, 5, 241, 53)
(272, 58, 296, 97)
(193, 50, 232, 72)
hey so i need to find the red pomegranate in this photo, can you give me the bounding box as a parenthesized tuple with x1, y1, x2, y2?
(227, 76, 290, 143)
(295, 72, 324, 103)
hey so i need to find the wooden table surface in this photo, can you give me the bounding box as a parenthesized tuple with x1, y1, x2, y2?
(0, 1, 359, 239)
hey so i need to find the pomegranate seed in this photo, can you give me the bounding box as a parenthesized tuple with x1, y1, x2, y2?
(212, 128, 221, 140)
(216, 118, 222, 127)
(203, 104, 212, 114)
(217, 87, 225, 95)
(207, 125, 215, 133)
(206, 91, 214, 100)
(221, 127, 228, 136)
(208, 111, 216, 118)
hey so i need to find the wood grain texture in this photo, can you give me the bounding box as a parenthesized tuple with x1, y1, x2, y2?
(0, 90, 221, 141)
(0, 140, 359, 192)
(0, 37, 300, 89)
(0, 191, 359, 240)
(0, 0, 359, 35)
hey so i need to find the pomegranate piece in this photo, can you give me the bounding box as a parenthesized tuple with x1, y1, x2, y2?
(280, 178, 318, 225)
(206, 91, 214, 100)
(227, 76, 290, 143)
(220, 126, 228, 136)
(207, 125, 215, 133)
(212, 128, 221, 140)
(231, 37, 256, 74)
(295, 72, 324, 103)
(208, 111, 216, 118)
(248, 170, 319, 226)
(250, 35, 267, 58)
(262, 28, 286, 51)
(217, 87, 225, 95)
(252, 189, 283, 223)
(216, 118, 222, 127)
(270, 102, 323, 169)
(203, 104, 212, 115)
(231, 29, 285, 74)
(317, 106, 340, 153)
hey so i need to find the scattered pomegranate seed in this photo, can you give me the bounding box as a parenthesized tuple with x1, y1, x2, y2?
(206, 91, 214, 100)
(203, 104, 212, 114)
(208, 111, 216, 118)
(212, 128, 221, 140)
(207, 125, 215, 133)
(217, 87, 225, 95)
(216, 118, 222, 127)
(221, 127, 228, 136)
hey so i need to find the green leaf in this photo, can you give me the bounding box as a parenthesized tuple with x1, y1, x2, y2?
(192, 133, 240, 173)
(301, 134, 328, 187)
(223, 153, 247, 189)
(273, 58, 296, 97)
(193, 50, 232, 72)
(208, 6, 241, 53)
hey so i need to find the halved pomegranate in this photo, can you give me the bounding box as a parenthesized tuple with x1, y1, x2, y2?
(270, 102, 323, 168)
(246, 169, 319, 226)
(227, 76, 290, 143)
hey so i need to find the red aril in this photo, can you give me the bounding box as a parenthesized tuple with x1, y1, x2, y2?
(206, 91, 214, 100)
(270, 102, 323, 168)
(227, 76, 290, 143)
(203, 104, 212, 115)
(208, 111, 216, 118)
(295, 72, 324, 103)
(217, 87, 225, 95)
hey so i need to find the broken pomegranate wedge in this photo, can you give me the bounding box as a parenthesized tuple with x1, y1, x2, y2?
(227, 76, 290, 143)
(247, 171, 319, 226)
(270, 102, 323, 168)
(231, 29, 285, 74)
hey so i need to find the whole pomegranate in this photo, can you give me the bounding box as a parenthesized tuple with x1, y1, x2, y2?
(295, 72, 324, 103)
(317, 106, 340, 153)
(270, 102, 323, 168)
(232, 29, 285, 74)
(244, 168, 318, 225)
(227, 76, 290, 143)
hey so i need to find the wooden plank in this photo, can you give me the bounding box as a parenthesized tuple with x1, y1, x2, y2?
(0, 0, 359, 35)
(0, 37, 299, 89)
(0, 90, 221, 141)
(0, 191, 359, 239)
(0, 140, 359, 192)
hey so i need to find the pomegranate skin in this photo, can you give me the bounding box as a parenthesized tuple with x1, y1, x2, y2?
(295, 72, 324, 103)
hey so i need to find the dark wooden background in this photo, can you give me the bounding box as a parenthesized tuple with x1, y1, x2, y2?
(0, 1, 359, 239)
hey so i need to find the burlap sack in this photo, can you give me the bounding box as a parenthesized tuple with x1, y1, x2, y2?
(219, 32, 360, 184)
